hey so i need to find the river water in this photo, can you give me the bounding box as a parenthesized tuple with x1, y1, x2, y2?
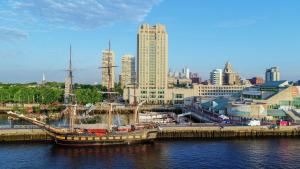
(1, 139, 300, 169)
(1, 115, 300, 168)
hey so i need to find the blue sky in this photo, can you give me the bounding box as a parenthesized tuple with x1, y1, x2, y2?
(0, 0, 299, 83)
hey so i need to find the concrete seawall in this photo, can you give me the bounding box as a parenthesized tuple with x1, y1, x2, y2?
(0, 129, 52, 142)
(1, 126, 300, 142)
(158, 126, 300, 139)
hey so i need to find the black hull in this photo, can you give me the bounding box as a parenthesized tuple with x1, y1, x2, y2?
(52, 129, 158, 147)
(54, 139, 155, 147)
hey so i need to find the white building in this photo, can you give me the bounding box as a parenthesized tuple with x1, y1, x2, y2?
(210, 69, 223, 85)
(121, 55, 135, 88)
(101, 49, 115, 89)
(124, 84, 250, 104)
(266, 67, 280, 82)
(137, 24, 168, 104)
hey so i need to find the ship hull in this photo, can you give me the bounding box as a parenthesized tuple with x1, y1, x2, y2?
(53, 129, 158, 147)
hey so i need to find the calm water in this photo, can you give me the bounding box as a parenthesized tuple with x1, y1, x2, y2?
(1, 139, 300, 169)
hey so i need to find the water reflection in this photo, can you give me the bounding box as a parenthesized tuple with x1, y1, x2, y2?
(1, 139, 300, 169)
(50, 143, 167, 169)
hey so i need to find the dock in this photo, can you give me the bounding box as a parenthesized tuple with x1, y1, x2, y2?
(0, 129, 52, 142)
(158, 125, 300, 139)
(1, 125, 300, 142)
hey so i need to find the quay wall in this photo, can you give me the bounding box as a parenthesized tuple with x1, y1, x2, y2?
(0, 129, 52, 142)
(158, 126, 300, 139)
(1, 126, 300, 142)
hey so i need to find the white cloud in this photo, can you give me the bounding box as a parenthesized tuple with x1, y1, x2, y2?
(0, 27, 27, 41)
(7, 0, 161, 30)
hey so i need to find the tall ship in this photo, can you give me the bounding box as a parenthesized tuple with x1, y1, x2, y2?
(8, 44, 158, 146)
(49, 104, 158, 146)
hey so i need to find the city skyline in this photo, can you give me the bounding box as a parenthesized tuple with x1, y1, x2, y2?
(0, 0, 300, 83)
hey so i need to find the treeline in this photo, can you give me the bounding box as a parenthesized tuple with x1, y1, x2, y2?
(0, 82, 119, 105)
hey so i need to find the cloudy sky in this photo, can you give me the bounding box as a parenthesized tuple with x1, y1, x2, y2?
(0, 0, 299, 83)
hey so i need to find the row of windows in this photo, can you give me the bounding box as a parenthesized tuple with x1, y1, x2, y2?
(199, 86, 244, 90)
(200, 93, 237, 96)
(200, 90, 240, 93)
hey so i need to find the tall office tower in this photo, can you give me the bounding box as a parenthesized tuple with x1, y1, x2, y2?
(182, 66, 190, 79)
(101, 44, 115, 89)
(121, 54, 135, 88)
(223, 62, 240, 85)
(265, 67, 280, 82)
(64, 45, 74, 105)
(186, 67, 190, 79)
(137, 23, 168, 104)
(210, 69, 223, 85)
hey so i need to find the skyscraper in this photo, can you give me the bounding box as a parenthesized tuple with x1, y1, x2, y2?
(137, 24, 168, 104)
(182, 66, 190, 79)
(101, 44, 115, 89)
(121, 54, 135, 88)
(265, 67, 280, 82)
(210, 69, 223, 85)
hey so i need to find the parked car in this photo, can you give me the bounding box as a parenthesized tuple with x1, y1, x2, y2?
(248, 120, 261, 126)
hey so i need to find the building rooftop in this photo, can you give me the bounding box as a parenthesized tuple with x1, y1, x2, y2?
(267, 109, 286, 117)
(261, 80, 289, 88)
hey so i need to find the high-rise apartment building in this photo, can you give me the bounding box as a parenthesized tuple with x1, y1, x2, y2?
(101, 48, 115, 89)
(137, 23, 168, 104)
(210, 69, 223, 85)
(182, 66, 190, 79)
(265, 67, 280, 82)
(121, 54, 135, 88)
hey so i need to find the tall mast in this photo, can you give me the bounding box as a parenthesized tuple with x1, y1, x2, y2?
(107, 40, 111, 99)
(99, 40, 118, 129)
(69, 44, 73, 93)
(107, 40, 112, 128)
(64, 44, 75, 132)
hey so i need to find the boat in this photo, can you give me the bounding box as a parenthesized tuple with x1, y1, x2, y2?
(47, 100, 159, 146)
(7, 44, 159, 146)
(52, 127, 158, 146)
(7, 104, 159, 147)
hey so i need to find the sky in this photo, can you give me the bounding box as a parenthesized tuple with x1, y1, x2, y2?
(0, 0, 299, 84)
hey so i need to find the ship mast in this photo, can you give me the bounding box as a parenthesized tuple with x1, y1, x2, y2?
(131, 79, 145, 124)
(100, 41, 117, 129)
(133, 81, 138, 124)
(64, 45, 76, 132)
